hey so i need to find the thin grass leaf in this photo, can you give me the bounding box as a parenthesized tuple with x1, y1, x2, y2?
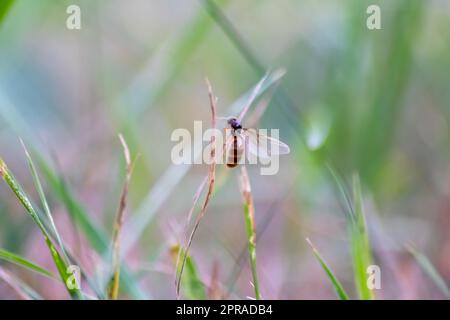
(201, 0, 300, 132)
(0, 0, 15, 26)
(0, 92, 145, 298)
(0, 158, 83, 299)
(408, 246, 450, 299)
(350, 174, 374, 300)
(10, 146, 104, 297)
(0, 267, 42, 300)
(36, 154, 146, 299)
(109, 134, 137, 300)
(326, 164, 355, 223)
(0, 248, 56, 280)
(20, 139, 70, 264)
(239, 166, 261, 300)
(305, 238, 349, 300)
(171, 244, 207, 300)
(176, 78, 217, 298)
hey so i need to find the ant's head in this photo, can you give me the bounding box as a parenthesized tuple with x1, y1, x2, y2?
(227, 117, 242, 130)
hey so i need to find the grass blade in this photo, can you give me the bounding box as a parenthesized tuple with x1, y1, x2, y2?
(0, 248, 56, 280)
(109, 134, 136, 300)
(20, 139, 69, 263)
(0, 267, 42, 300)
(0, 158, 83, 299)
(306, 238, 349, 300)
(176, 78, 217, 298)
(0, 0, 14, 26)
(408, 246, 450, 299)
(171, 244, 207, 300)
(350, 174, 374, 300)
(36, 154, 146, 299)
(239, 166, 261, 300)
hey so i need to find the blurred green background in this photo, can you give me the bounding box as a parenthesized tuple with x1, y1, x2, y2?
(1, 0, 450, 299)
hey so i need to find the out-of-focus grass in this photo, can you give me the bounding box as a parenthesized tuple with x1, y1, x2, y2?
(21, 140, 70, 264)
(171, 244, 206, 300)
(0, 0, 15, 26)
(0, 0, 448, 300)
(350, 175, 374, 300)
(239, 167, 261, 300)
(328, 168, 374, 299)
(0, 267, 42, 300)
(306, 238, 349, 300)
(109, 134, 135, 300)
(0, 248, 55, 280)
(409, 246, 450, 299)
(0, 158, 82, 299)
(0, 96, 146, 298)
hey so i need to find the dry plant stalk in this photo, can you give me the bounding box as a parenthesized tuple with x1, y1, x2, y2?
(176, 78, 217, 298)
(239, 166, 261, 300)
(109, 134, 136, 300)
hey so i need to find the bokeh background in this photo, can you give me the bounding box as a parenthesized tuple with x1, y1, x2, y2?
(1, 0, 450, 299)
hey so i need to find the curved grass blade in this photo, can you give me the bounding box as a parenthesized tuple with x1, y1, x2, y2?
(408, 246, 450, 299)
(171, 244, 207, 300)
(328, 169, 374, 300)
(0, 248, 56, 280)
(0, 158, 83, 299)
(0, 92, 146, 298)
(176, 78, 217, 298)
(306, 238, 349, 300)
(20, 139, 70, 264)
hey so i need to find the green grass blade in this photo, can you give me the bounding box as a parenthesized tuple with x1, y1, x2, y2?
(350, 174, 374, 300)
(0, 248, 56, 280)
(0, 92, 146, 299)
(20, 139, 70, 264)
(239, 167, 261, 300)
(408, 246, 450, 299)
(306, 238, 349, 300)
(0, 158, 83, 299)
(35, 154, 146, 299)
(0, 0, 15, 26)
(171, 244, 207, 300)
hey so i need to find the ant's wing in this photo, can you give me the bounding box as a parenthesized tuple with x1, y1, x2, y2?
(243, 128, 290, 159)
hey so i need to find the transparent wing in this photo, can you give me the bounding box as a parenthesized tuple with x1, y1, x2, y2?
(243, 128, 290, 159)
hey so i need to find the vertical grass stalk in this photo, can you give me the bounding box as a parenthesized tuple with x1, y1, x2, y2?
(239, 166, 261, 300)
(351, 174, 375, 300)
(176, 78, 217, 298)
(109, 134, 136, 299)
